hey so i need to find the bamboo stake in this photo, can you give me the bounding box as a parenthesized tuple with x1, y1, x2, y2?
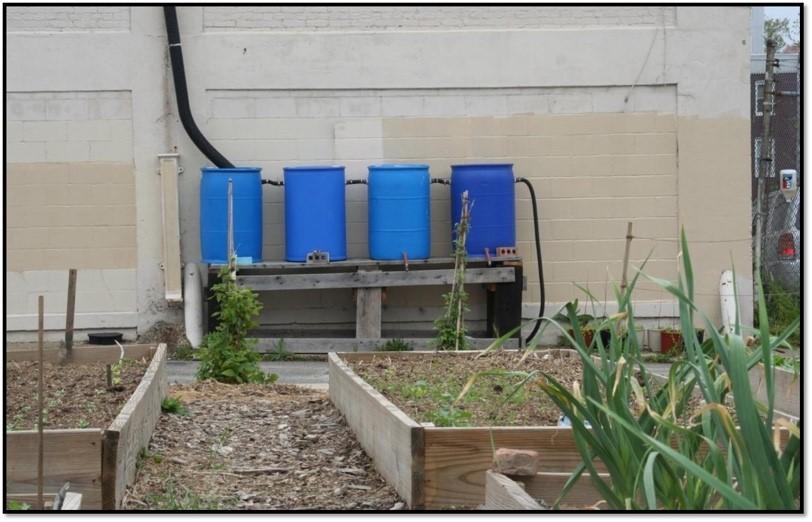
(620, 222, 633, 295)
(37, 295, 45, 510)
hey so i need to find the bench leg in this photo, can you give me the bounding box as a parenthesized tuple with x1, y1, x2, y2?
(356, 287, 382, 339)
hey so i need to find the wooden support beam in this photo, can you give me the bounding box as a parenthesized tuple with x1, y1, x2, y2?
(237, 267, 515, 291)
(484, 471, 545, 510)
(254, 337, 520, 353)
(63, 268, 77, 361)
(356, 288, 382, 339)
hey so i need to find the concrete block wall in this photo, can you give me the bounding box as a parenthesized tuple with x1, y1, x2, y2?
(5, 90, 137, 338)
(6, 6, 753, 340)
(6, 6, 131, 32)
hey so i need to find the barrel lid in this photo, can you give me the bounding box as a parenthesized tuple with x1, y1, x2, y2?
(368, 163, 429, 170)
(283, 165, 345, 171)
(201, 166, 261, 172)
(450, 163, 513, 169)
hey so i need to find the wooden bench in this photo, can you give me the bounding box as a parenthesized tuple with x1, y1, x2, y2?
(205, 256, 524, 351)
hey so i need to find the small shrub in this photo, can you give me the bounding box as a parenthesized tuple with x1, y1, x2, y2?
(380, 338, 413, 352)
(161, 396, 189, 416)
(197, 263, 273, 384)
(429, 393, 472, 427)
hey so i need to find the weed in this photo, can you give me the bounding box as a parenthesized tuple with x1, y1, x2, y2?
(763, 276, 800, 348)
(435, 191, 472, 351)
(161, 396, 189, 416)
(6, 500, 31, 510)
(265, 339, 294, 361)
(171, 343, 197, 360)
(77, 418, 90, 429)
(429, 393, 472, 427)
(380, 338, 413, 352)
(143, 477, 220, 510)
(402, 380, 429, 400)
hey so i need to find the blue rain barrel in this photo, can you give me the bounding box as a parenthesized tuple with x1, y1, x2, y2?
(200, 167, 263, 264)
(450, 163, 515, 256)
(368, 164, 431, 260)
(284, 165, 347, 262)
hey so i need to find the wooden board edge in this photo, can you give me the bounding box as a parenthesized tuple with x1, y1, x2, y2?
(328, 353, 422, 429)
(105, 344, 167, 433)
(484, 471, 544, 510)
(100, 429, 120, 510)
(6, 343, 156, 363)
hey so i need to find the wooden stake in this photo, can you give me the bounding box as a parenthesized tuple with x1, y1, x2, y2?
(63, 268, 77, 361)
(37, 295, 45, 510)
(620, 222, 633, 296)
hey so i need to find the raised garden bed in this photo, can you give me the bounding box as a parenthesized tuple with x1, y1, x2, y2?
(5, 344, 167, 509)
(329, 349, 796, 509)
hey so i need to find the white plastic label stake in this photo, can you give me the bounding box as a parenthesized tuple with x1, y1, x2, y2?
(780, 169, 798, 202)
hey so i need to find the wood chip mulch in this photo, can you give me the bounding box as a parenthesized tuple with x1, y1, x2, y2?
(122, 381, 403, 511)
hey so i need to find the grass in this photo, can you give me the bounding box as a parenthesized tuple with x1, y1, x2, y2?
(161, 396, 189, 416)
(379, 338, 413, 352)
(762, 276, 801, 349)
(143, 476, 222, 510)
(264, 339, 294, 361)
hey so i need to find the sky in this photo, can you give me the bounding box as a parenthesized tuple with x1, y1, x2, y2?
(764, 5, 801, 21)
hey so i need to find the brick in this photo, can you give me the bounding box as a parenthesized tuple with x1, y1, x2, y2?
(46, 99, 88, 121)
(87, 96, 132, 120)
(339, 96, 382, 117)
(254, 97, 298, 118)
(211, 97, 256, 119)
(67, 120, 111, 141)
(8, 141, 46, 162)
(381, 96, 426, 117)
(7, 99, 47, 121)
(89, 140, 131, 161)
(493, 448, 540, 477)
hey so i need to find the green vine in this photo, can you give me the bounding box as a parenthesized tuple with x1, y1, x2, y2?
(435, 191, 472, 351)
(197, 256, 276, 384)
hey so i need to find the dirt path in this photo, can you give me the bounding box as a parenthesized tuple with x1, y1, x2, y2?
(123, 381, 402, 510)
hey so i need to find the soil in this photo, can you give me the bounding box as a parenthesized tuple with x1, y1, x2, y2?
(122, 381, 402, 511)
(349, 350, 584, 427)
(5, 358, 150, 430)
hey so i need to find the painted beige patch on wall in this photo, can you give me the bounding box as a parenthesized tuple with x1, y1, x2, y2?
(676, 116, 753, 325)
(6, 163, 136, 271)
(383, 112, 681, 307)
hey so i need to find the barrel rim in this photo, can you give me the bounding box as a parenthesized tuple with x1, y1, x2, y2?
(450, 163, 514, 169)
(368, 163, 430, 170)
(201, 166, 262, 172)
(283, 165, 346, 171)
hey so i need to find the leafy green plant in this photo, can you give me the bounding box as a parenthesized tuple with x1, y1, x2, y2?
(402, 380, 429, 400)
(77, 418, 90, 429)
(762, 276, 800, 349)
(380, 338, 413, 352)
(469, 230, 800, 510)
(161, 396, 189, 416)
(197, 262, 272, 384)
(6, 500, 31, 510)
(435, 192, 472, 351)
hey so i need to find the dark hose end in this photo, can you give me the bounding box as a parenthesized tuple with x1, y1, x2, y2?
(262, 179, 284, 186)
(431, 178, 450, 185)
(346, 179, 368, 185)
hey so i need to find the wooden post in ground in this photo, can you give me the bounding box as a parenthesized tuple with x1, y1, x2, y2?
(37, 295, 45, 510)
(63, 268, 77, 361)
(620, 222, 634, 296)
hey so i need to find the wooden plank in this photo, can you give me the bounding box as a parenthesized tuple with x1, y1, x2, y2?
(60, 492, 82, 510)
(64, 268, 77, 360)
(237, 267, 515, 291)
(356, 287, 382, 339)
(6, 344, 155, 364)
(423, 426, 602, 508)
(328, 353, 424, 507)
(523, 472, 605, 508)
(484, 471, 544, 510)
(6, 429, 103, 509)
(255, 338, 519, 353)
(749, 364, 799, 417)
(158, 154, 183, 302)
(214, 255, 522, 271)
(102, 344, 168, 509)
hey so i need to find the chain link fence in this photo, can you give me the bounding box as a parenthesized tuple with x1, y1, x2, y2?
(751, 53, 800, 303)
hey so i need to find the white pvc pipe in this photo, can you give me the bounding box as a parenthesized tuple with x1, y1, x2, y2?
(184, 263, 204, 348)
(719, 270, 736, 335)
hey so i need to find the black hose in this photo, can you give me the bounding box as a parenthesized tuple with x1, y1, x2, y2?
(516, 177, 545, 345)
(262, 179, 284, 186)
(346, 179, 368, 185)
(163, 6, 234, 168)
(431, 178, 450, 185)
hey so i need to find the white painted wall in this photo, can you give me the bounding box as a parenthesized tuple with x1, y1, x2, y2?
(6, 6, 753, 339)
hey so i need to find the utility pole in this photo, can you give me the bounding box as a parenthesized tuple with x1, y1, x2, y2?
(754, 39, 777, 276)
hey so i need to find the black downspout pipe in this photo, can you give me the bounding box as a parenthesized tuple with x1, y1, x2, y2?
(163, 6, 234, 168)
(516, 177, 545, 345)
